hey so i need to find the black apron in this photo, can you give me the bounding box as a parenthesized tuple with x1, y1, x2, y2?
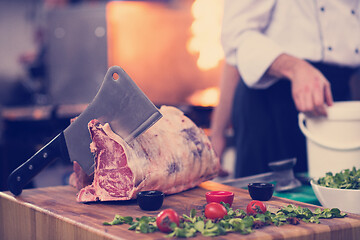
(231, 62, 358, 178)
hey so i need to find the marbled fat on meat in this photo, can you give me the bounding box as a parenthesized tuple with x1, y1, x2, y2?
(73, 105, 220, 202)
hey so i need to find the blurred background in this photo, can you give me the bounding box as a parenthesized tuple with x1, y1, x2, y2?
(0, 0, 236, 191)
(1, 0, 359, 193)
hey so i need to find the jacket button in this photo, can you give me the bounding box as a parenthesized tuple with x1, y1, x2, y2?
(355, 48, 359, 54)
(351, 9, 356, 15)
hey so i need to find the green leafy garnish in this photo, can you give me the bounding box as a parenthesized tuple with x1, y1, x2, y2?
(128, 216, 157, 233)
(273, 204, 346, 226)
(103, 215, 133, 225)
(317, 167, 360, 189)
(103, 202, 347, 238)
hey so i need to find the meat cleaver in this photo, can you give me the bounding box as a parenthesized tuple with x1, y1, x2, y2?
(8, 66, 162, 196)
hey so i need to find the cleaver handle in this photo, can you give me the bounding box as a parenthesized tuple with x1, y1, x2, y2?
(7, 132, 70, 196)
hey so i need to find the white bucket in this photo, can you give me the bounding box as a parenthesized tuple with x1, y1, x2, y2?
(298, 101, 360, 179)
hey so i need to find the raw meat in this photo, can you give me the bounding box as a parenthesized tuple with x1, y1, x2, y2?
(69, 161, 93, 190)
(70, 105, 220, 202)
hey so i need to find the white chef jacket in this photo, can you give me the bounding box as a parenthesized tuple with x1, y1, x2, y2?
(221, 0, 360, 88)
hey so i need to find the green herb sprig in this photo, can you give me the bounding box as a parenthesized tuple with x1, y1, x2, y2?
(103, 215, 157, 233)
(274, 204, 346, 226)
(103, 215, 133, 226)
(317, 167, 360, 189)
(103, 202, 347, 238)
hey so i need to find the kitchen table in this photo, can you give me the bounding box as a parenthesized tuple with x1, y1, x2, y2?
(1, 181, 360, 239)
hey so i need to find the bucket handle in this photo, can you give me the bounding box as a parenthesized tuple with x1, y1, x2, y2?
(298, 113, 360, 151)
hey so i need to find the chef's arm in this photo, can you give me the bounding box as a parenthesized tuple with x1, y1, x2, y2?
(266, 53, 333, 116)
(210, 63, 240, 162)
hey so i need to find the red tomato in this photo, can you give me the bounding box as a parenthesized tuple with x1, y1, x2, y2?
(246, 200, 267, 215)
(204, 202, 228, 220)
(156, 209, 180, 233)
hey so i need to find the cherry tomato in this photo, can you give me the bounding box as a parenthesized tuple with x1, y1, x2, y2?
(246, 200, 267, 215)
(156, 209, 180, 233)
(204, 202, 228, 220)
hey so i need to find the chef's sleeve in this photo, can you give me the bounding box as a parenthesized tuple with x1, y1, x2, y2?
(221, 0, 284, 89)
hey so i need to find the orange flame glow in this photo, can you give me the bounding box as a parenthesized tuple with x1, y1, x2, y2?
(106, 0, 223, 106)
(187, 87, 220, 107)
(187, 0, 224, 71)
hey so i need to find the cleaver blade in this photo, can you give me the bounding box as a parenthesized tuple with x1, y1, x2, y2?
(8, 66, 162, 196)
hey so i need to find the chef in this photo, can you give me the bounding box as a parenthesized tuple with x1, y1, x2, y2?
(211, 0, 360, 178)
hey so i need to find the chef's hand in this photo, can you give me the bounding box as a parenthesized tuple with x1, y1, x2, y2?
(288, 60, 334, 116)
(268, 54, 334, 116)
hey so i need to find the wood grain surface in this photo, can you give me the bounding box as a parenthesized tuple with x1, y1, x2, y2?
(1, 181, 360, 240)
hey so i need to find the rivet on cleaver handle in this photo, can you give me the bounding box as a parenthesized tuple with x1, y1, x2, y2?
(7, 132, 70, 196)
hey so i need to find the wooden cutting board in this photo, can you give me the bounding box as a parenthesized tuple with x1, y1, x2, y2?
(1, 181, 360, 240)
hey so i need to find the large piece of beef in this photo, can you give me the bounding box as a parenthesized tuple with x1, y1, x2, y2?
(69, 105, 219, 202)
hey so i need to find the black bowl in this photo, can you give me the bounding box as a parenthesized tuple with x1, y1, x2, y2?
(248, 183, 275, 201)
(137, 191, 165, 211)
